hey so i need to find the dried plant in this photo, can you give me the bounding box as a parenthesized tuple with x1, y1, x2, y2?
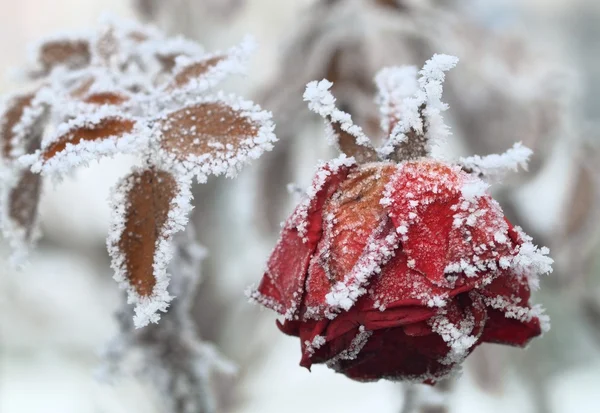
(0, 16, 276, 327)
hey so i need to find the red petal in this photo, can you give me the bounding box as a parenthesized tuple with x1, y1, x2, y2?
(335, 327, 449, 382)
(479, 271, 542, 346)
(254, 163, 350, 317)
(368, 242, 449, 309)
(480, 308, 541, 347)
(302, 165, 397, 317)
(386, 162, 463, 287)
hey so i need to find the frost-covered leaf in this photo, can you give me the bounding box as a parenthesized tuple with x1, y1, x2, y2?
(156, 94, 275, 179)
(26, 114, 141, 175)
(69, 77, 130, 106)
(33, 37, 91, 76)
(0, 92, 40, 160)
(170, 55, 226, 88)
(167, 38, 253, 92)
(0, 91, 46, 263)
(304, 79, 378, 163)
(1, 170, 43, 261)
(108, 168, 192, 328)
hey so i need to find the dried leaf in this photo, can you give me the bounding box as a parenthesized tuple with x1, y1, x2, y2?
(169, 55, 225, 89)
(69, 78, 129, 105)
(41, 117, 135, 162)
(83, 92, 129, 105)
(332, 122, 379, 163)
(38, 39, 91, 74)
(304, 79, 378, 163)
(108, 168, 192, 327)
(118, 169, 177, 296)
(7, 170, 42, 243)
(1, 103, 44, 261)
(1, 92, 35, 159)
(157, 99, 275, 178)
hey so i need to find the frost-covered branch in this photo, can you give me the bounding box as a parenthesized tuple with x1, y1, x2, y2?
(100, 226, 236, 413)
(376, 54, 457, 162)
(459, 142, 533, 181)
(304, 54, 458, 164)
(304, 79, 378, 163)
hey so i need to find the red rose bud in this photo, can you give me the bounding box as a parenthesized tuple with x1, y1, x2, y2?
(251, 158, 552, 383)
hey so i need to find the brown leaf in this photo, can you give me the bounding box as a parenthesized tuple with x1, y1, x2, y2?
(41, 117, 135, 161)
(69, 78, 128, 105)
(2, 103, 44, 250)
(169, 55, 225, 89)
(38, 39, 91, 74)
(159, 101, 259, 160)
(332, 121, 379, 163)
(389, 105, 428, 162)
(83, 93, 129, 105)
(116, 169, 178, 297)
(8, 170, 42, 243)
(1, 92, 35, 159)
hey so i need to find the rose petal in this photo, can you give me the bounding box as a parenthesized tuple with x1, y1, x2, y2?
(479, 272, 542, 346)
(303, 165, 397, 316)
(254, 164, 350, 318)
(386, 162, 463, 287)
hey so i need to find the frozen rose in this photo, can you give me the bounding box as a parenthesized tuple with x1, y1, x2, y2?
(251, 159, 550, 383)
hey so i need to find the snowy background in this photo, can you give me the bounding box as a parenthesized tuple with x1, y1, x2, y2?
(1, 0, 600, 412)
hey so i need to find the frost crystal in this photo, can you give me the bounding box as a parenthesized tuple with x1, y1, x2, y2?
(459, 142, 533, 181)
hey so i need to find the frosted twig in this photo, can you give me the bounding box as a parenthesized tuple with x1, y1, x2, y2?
(99, 225, 237, 413)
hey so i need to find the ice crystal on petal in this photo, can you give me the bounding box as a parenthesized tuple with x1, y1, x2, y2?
(326, 326, 373, 368)
(290, 154, 355, 242)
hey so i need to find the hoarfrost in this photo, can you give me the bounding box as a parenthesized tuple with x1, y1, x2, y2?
(0, 16, 275, 326)
(459, 142, 533, 181)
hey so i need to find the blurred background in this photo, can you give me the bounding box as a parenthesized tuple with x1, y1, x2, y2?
(1, 0, 600, 412)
